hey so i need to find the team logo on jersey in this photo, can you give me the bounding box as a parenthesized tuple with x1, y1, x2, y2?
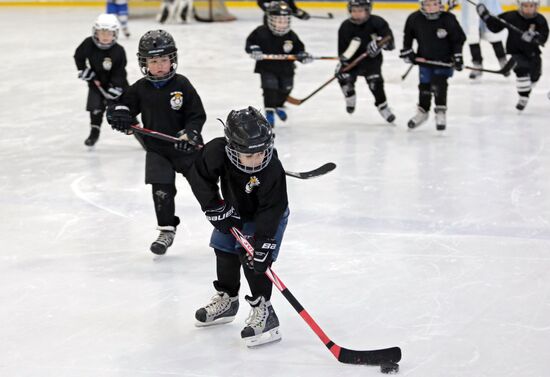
(436, 28, 448, 39)
(245, 176, 260, 194)
(170, 91, 183, 110)
(102, 57, 112, 71)
(283, 40, 293, 53)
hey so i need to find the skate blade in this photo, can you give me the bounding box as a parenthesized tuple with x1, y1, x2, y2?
(244, 327, 282, 348)
(195, 316, 236, 328)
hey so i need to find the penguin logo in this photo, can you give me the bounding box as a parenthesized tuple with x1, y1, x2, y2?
(436, 28, 448, 39)
(102, 57, 112, 71)
(170, 91, 183, 110)
(245, 176, 260, 194)
(283, 40, 294, 53)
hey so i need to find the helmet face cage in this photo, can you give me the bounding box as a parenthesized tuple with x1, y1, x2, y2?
(419, 0, 443, 20)
(347, 0, 372, 24)
(92, 14, 120, 50)
(517, 0, 539, 18)
(225, 143, 274, 174)
(266, 1, 292, 36)
(137, 30, 178, 82)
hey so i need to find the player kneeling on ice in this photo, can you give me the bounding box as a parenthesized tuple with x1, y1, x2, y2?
(74, 14, 128, 147)
(335, 0, 396, 122)
(107, 30, 206, 256)
(400, 0, 466, 131)
(189, 107, 288, 347)
(476, 0, 548, 111)
(245, 1, 313, 127)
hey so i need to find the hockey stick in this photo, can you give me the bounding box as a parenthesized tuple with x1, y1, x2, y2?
(307, 12, 334, 19)
(414, 57, 516, 75)
(401, 64, 415, 81)
(287, 35, 392, 106)
(128, 126, 335, 179)
(230, 227, 402, 365)
(260, 54, 338, 61)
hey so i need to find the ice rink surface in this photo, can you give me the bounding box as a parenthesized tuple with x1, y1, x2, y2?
(1, 6, 550, 377)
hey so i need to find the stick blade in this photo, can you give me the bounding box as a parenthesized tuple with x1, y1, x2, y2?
(286, 95, 303, 105)
(285, 162, 336, 179)
(338, 346, 402, 365)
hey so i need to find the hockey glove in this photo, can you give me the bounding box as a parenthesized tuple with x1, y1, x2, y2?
(204, 201, 242, 234)
(399, 48, 416, 64)
(78, 67, 95, 81)
(253, 236, 276, 274)
(296, 51, 314, 64)
(106, 86, 123, 100)
(453, 53, 464, 71)
(475, 4, 491, 22)
(334, 62, 350, 81)
(174, 129, 204, 153)
(521, 30, 540, 44)
(295, 8, 310, 20)
(367, 40, 382, 57)
(107, 105, 133, 133)
(249, 47, 263, 61)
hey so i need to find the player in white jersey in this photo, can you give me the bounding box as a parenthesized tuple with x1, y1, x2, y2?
(106, 0, 130, 37)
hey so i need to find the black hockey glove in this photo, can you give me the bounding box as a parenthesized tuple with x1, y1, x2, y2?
(107, 105, 133, 133)
(399, 48, 416, 64)
(475, 4, 491, 22)
(174, 129, 204, 153)
(521, 30, 540, 44)
(204, 201, 242, 234)
(296, 51, 313, 64)
(453, 53, 464, 71)
(366, 40, 382, 57)
(253, 236, 276, 274)
(294, 8, 310, 20)
(249, 46, 263, 61)
(106, 86, 123, 100)
(334, 62, 350, 81)
(78, 67, 95, 81)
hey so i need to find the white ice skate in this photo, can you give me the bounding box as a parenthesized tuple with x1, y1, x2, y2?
(377, 102, 396, 123)
(150, 225, 176, 255)
(195, 290, 239, 327)
(435, 106, 447, 131)
(407, 107, 429, 129)
(241, 296, 281, 347)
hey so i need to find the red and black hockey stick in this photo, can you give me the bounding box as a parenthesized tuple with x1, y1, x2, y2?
(231, 227, 402, 366)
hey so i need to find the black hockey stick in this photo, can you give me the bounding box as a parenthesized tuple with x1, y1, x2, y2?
(308, 12, 334, 19)
(260, 54, 338, 61)
(414, 57, 516, 75)
(401, 64, 415, 81)
(231, 227, 402, 366)
(287, 35, 391, 106)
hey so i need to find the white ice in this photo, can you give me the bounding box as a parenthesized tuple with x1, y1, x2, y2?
(1, 6, 550, 377)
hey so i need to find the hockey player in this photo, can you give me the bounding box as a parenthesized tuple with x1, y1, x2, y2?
(400, 0, 466, 130)
(74, 13, 128, 147)
(257, 0, 311, 21)
(106, 0, 130, 37)
(189, 106, 288, 347)
(455, 0, 508, 79)
(245, 1, 313, 126)
(335, 0, 396, 122)
(477, 0, 548, 111)
(157, 0, 191, 23)
(107, 30, 207, 255)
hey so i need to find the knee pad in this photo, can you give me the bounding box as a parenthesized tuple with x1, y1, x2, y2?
(430, 76, 448, 102)
(366, 74, 383, 91)
(339, 81, 355, 98)
(90, 109, 103, 126)
(263, 89, 279, 108)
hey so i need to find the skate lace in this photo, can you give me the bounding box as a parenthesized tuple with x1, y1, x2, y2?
(205, 293, 229, 315)
(155, 231, 174, 246)
(245, 303, 267, 328)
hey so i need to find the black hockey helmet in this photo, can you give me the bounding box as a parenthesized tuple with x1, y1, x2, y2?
(347, 0, 373, 12)
(266, 1, 292, 36)
(137, 30, 178, 82)
(224, 106, 275, 173)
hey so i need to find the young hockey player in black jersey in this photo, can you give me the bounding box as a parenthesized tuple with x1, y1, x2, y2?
(477, 0, 548, 111)
(400, 0, 466, 131)
(335, 0, 396, 122)
(246, 1, 313, 126)
(74, 14, 128, 147)
(257, 0, 311, 20)
(107, 30, 206, 256)
(189, 106, 288, 348)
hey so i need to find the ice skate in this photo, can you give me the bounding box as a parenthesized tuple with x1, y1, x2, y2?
(150, 225, 176, 255)
(241, 295, 281, 347)
(434, 106, 447, 131)
(195, 288, 239, 327)
(275, 107, 287, 121)
(469, 62, 482, 80)
(516, 96, 529, 111)
(345, 94, 356, 114)
(84, 125, 100, 146)
(265, 108, 275, 127)
(377, 102, 396, 123)
(407, 107, 429, 129)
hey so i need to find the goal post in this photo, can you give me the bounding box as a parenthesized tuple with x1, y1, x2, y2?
(193, 0, 237, 22)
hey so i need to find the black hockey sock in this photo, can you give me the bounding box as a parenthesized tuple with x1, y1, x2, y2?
(263, 89, 279, 108)
(491, 41, 506, 60)
(214, 249, 241, 297)
(469, 43, 482, 64)
(152, 183, 179, 227)
(276, 90, 291, 107)
(431, 76, 448, 107)
(90, 109, 104, 127)
(366, 75, 387, 107)
(243, 261, 273, 300)
(418, 83, 432, 111)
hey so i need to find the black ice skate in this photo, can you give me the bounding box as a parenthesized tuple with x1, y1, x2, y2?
(516, 96, 529, 111)
(407, 107, 429, 129)
(241, 295, 281, 347)
(84, 125, 100, 146)
(195, 289, 239, 327)
(377, 102, 396, 123)
(434, 106, 447, 131)
(150, 225, 176, 255)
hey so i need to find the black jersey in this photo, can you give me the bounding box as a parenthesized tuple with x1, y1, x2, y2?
(403, 11, 466, 62)
(338, 16, 394, 70)
(245, 25, 305, 76)
(485, 11, 549, 57)
(189, 137, 288, 238)
(73, 37, 128, 89)
(119, 74, 206, 153)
